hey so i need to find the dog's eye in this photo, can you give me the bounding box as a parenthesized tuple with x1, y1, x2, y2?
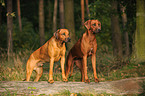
(61, 33, 65, 35)
(98, 23, 101, 26)
(92, 23, 96, 26)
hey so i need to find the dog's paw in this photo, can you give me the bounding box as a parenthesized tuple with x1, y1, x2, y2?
(85, 79, 90, 83)
(95, 78, 99, 83)
(48, 79, 54, 84)
(63, 78, 68, 82)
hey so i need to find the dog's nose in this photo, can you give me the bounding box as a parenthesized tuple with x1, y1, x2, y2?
(67, 37, 71, 42)
(98, 29, 101, 32)
(66, 37, 71, 42)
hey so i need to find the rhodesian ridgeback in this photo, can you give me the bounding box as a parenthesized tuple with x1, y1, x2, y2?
(26, 29, 70, 83)
(65, 20, 101, 83)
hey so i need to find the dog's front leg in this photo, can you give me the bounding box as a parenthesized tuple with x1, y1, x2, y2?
(83, 55, 90, 83)
(61, 56, 68, 82)
(48, 58, 54, 83)
(91, 54, 99, 83)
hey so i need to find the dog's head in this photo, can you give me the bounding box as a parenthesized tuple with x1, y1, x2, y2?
(54, 29, 71, 43)
(84, 20, 101, 34)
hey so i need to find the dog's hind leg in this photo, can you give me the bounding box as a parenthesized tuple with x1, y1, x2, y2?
(26, 57, 39, 81)
(26, 60, 35, 81)
(26, 67, 33, 81)
(65, 52, 73, 78)
(69, 60, 74, 78)
(75, 60, 84, 82)
(34, 65, 43, 82)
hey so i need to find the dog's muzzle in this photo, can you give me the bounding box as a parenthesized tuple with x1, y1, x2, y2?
(65, 37, 71, 42)
(93, 29, 101, 34)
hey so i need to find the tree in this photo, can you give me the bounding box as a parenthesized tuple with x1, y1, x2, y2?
(64, 0, 76, 51)
(59, 0, 65, 28)
(47, 0, 52, 31)
(134, 0, 145, 62)
(17, 0, 22, 32)
(0, 0, 5, 27)
(81, 0, 84, 26)
(85, 0, 90, 19)
(111, 0, 123, 59)
(0, 4, 2, 27)
(7, 0, 13, 60)
(120, 3, 129, 57)
(39, 0, 45, 45)
(53, 0, 58, 32)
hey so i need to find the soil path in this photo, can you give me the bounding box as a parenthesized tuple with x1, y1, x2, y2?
(0, 77, 145, 95)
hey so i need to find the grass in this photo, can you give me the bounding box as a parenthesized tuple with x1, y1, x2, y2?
(0, 49, 145, 82)
(53, 90, 116, 96)
(139, 80, 145, 96)
(0, 49, 145, 95)
(0, 50, 31, 81)
(0, 89, 18, 96)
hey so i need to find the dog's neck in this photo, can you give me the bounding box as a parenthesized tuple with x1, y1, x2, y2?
(86, 30, 96, 37)
(84, 30, 96, 42)
(55, 37, 64, 47)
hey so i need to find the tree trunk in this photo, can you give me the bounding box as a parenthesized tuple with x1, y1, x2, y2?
(47, 0, 52, 30)
(0, 4, 2, 27)
(85, 0, 90, 19)
(64, 0, 76, 51)
(111, 0, 123, 59)
(53, 0, 58, 32)
(59, 0, 65, 28)
(134, 0, 145, 62)
(81, 0, 85, 26)
(17, 0, 22, 32)
(39, 0, 45, 45)
(120, 3, 129, 57)
(7, 0, 13, 61)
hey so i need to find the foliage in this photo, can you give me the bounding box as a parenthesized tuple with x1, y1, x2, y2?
(0, 18, 39, 51)
(6, 12, 15, 17)
(89, 0, 112, 47)
(139, 80, 145, 96)
(0, 0, 5, 6)
(0, 89, 114, 96)
(0, 0, 144, 95)
(0, 0, 137, 54)
(53, 90, 115, 96)
(12, 18, 39, 50)
(0, 49, 145, 82)
(0, 24, 7, 49)
(0, 50, 31, 81)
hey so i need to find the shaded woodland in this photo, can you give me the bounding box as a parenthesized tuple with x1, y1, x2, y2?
(0, 0, 145, 63)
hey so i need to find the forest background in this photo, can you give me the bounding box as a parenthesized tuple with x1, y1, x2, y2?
(0, 0, 145, 82)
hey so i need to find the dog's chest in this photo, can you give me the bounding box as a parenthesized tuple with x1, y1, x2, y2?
(54, 48, 64, 61)
(87, 40, 96, 55)
(87, 47, 94, 56)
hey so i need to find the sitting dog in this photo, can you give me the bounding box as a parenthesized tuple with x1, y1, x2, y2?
(65, 20, 101, 83)
(26, 29, 70, 83)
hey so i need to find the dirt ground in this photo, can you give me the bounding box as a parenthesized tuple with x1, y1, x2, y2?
(0, 77, 145, 95)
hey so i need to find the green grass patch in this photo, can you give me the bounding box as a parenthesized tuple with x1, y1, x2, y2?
(53, 90, 116, 96)
(0, 89, 18, 96)
(0, 49, 144, 82)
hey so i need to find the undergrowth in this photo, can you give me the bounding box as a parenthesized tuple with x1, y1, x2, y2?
(53, 90, 115, 96)
(0, 47, 145, 82)
(0, 48, 145, 96)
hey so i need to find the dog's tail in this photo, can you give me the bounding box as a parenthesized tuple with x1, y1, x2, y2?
(65, 51, 74, 78)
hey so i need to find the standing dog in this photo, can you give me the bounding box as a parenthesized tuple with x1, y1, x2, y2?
(26, 29, 70, 83)
(65, 20, 101, 83)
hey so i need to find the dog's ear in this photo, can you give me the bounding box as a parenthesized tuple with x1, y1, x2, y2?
(54, 29, 60, 39)
(84, 20, 91, 30)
